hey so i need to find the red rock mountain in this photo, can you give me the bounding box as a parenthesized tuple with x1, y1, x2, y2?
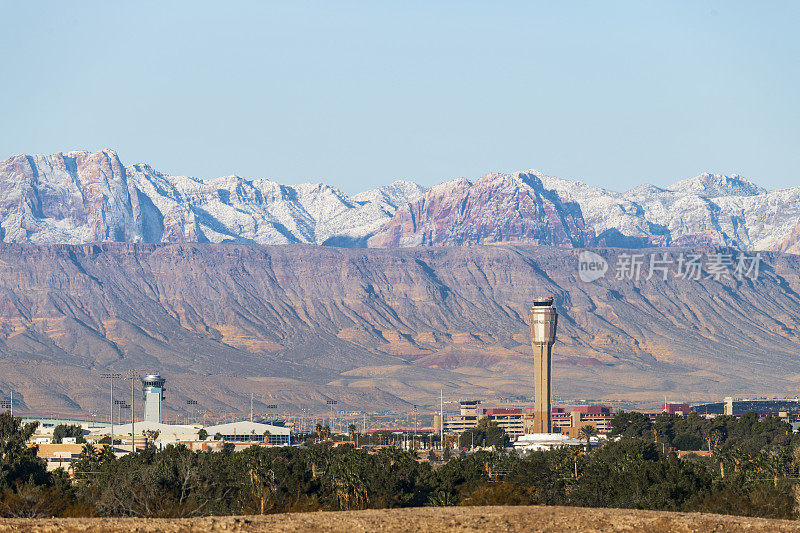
(367, 172, 593, 248)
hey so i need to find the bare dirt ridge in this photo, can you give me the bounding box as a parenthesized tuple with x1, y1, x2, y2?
(2, 244, 800, 415)
(0, 506, 798, 533)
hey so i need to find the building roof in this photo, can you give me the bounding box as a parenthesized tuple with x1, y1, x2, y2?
(513, 433, 598, 447)
(89, 421, 198, 437)
(33, 443, 87, 457)
(484, 408, 523, 415)
(204, 421, 290, 436)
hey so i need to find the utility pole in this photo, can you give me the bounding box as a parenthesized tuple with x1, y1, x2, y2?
(250, 393, 254, 422)
(101, 373, 121, 446)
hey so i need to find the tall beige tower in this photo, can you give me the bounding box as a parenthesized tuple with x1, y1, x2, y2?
(529, 296, 558, 434)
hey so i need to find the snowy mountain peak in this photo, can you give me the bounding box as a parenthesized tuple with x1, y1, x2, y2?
(0, 150, 798, 251)
(668, 172, 767, 198)
(0, 150, 427, 247)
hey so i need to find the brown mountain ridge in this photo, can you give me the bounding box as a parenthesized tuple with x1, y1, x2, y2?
(0, 243, 799, 417)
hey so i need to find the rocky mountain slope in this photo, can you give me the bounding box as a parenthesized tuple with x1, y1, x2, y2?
(366, 172, 593, 247)
(1, 243, 799, 417)
(1, 150, 799, 251)
(780, 219, 800, 255)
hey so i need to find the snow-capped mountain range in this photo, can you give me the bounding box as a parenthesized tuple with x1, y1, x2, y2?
(1, 149, 799, 252)
(0, 150, 425, 246)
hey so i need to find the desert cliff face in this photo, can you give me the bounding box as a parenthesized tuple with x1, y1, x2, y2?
(0, 243, 799, 416)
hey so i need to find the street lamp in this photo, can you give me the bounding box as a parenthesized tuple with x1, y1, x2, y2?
(101, 373, 121, 445)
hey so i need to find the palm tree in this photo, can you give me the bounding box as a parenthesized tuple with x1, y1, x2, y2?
(315, 423, 323, 443)
(348, 423, 357, 443)
(578, 425, 598, 451)
(568, 446, 582, 479)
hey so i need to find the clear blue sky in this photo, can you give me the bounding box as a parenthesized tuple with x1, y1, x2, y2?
(1, 1, 797, 193)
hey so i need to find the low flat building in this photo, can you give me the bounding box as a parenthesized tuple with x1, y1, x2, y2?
(663, 403, 691, 416)
(32, 443, 127, 473)
(445, 402, 613, 437)
(90, 421, 198, 441)
(33, 443, 86, 472)
(692, 398, 800, 418)
(513, 432, 600, 452)
(22, 416, 111, 432)
(205, 421, 291, 445)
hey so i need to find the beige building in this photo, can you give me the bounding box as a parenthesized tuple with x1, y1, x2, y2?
(443, 401, 482, 433)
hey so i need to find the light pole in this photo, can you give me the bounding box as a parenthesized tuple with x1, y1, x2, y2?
(0, 394, 11, 416)
(326, 400, 337, 435)
(101, 373, 121, 445)
(125, 370, 138, 452)
(187, 399, 198, 425)
(114, 399, 126, 428)
(413, 405, 418, 451)
(440, 390, 444, 449)
(265, 404, 277, 425)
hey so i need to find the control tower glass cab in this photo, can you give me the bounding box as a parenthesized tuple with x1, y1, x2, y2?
(141, 374, 166, 423)
(528, 297, 558, 434)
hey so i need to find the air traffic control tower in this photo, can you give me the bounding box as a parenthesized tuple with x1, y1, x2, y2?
(529, 297, 558, 434)
(141, 374, 166, 423)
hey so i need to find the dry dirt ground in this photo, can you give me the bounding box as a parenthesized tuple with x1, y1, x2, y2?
(1, 506, 799, 533)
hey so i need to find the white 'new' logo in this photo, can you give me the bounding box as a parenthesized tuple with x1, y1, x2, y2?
(578, 251, 608, 282)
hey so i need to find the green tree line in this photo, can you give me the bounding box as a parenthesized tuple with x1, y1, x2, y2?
(1, 410, 799, 519)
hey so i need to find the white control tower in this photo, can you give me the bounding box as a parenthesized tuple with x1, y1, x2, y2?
(141, 374, 165, 423)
